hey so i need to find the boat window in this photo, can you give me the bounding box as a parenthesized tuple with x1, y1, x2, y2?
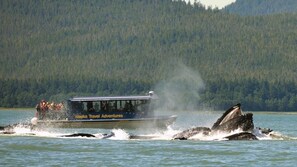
(74, 102, 99, 113)
(69, 99, 152, 113)
(117, 101, 124, 111)
(71, 101, 84, 113)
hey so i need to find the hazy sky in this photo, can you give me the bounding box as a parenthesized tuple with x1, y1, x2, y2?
(186, 0, 236, 9)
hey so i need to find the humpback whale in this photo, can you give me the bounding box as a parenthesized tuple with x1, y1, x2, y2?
(60, 132, 115, 139)
(211, 103, 254, 132)
(173, 103, 264, 140)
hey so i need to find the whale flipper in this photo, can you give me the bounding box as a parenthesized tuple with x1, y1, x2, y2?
(224, 132, 258, 140)
(102, 132, 115, 139)
(173, 127, 211, 140)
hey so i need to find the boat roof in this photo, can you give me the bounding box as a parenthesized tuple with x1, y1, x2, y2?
(69, 95, 156, 102)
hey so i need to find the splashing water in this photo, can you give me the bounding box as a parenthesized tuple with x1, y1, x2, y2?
(11, 126, 32, 135)
(1, 123, 296, 141)
(109, 129, 130, 140)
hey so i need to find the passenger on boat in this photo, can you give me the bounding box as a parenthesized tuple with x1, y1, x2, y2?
(101, 101, 108, 111)
(35, 100, 48, 120)
(55, 102, 64, 110)
(125, 101, 134, 112)
(40, 100, 48, 119)
(49, 102, 55, 110)
(94, 103, 99, 112)
(87, 102, 95, 112)
(35, 103, 41, 118)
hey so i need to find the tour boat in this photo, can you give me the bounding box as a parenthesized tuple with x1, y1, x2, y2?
(34, 91, 177, 129)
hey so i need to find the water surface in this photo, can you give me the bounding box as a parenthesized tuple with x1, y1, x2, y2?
(1, 109, 296, 167)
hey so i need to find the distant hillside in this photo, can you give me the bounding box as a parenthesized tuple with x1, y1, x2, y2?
(1, 0, 297, 110)
(1, 0, 297, 82)
(224, 0, 297, 15)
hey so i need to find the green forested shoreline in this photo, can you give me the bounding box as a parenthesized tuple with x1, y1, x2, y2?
(1, 0, 297, 110)
(2, 78, 297, 111)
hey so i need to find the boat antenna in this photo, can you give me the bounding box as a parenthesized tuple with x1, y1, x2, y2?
(148, 91, 154, 96)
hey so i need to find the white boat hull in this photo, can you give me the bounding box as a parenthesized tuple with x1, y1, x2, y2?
(36, 115, 177, 129)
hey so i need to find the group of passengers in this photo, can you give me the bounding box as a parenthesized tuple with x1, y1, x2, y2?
(35, 100, 64, 120)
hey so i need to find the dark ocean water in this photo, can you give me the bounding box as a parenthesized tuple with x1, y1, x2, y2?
(1, 109, 296, 167)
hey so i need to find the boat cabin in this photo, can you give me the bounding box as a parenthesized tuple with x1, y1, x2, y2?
(66, 93, 157, 120)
